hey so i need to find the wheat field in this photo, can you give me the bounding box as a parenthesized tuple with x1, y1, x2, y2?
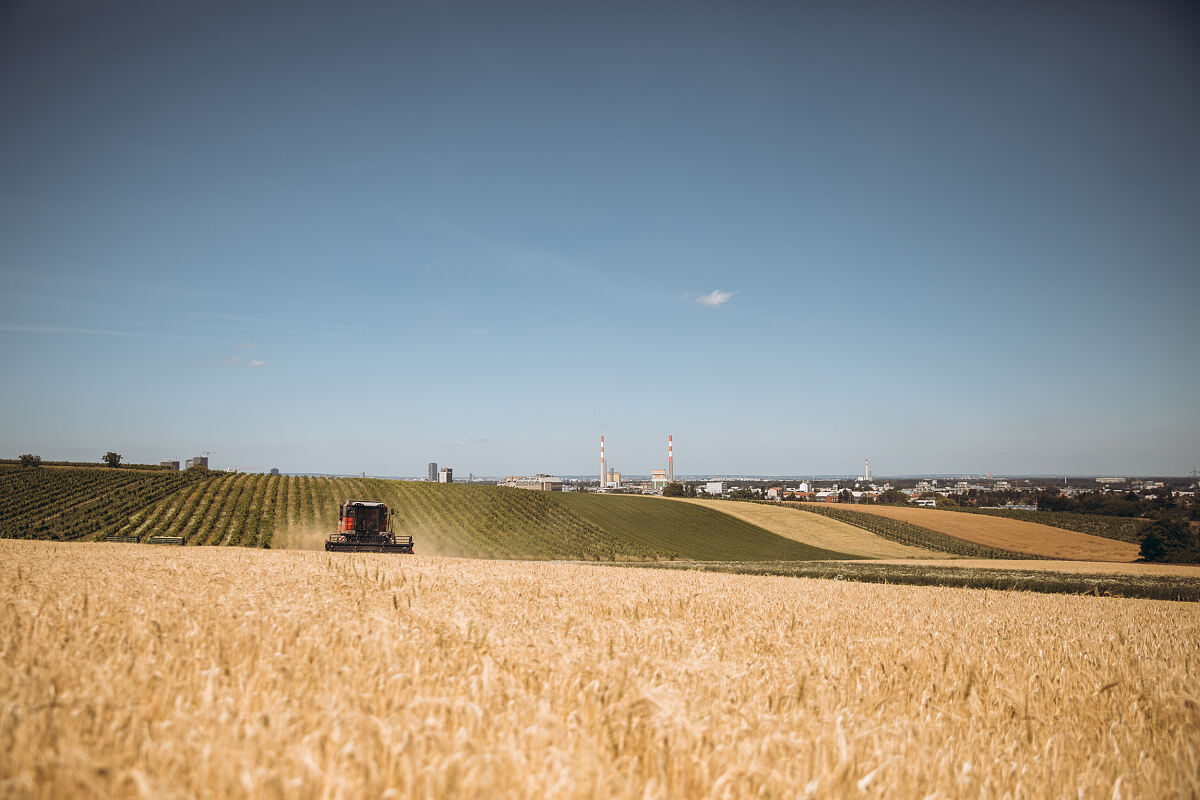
(812, 504, 1140, 561)
(2, 540, 1197, 799)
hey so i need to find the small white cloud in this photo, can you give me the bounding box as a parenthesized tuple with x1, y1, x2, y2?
(697, 289, 737, 308)
(234, 341, 257, 350)
(249, 359, 266, 367)
(223, 356, 243, 364)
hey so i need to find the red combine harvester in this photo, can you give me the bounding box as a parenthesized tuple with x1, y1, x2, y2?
(325, 500, 414, 553)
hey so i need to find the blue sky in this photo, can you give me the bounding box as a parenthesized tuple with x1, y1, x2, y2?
(2, 0, 1198, 476)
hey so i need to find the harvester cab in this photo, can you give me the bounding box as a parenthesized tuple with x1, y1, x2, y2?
(325, 500, 414, 553)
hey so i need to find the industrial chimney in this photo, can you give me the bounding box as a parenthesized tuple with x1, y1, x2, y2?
(668, 435, 674, 482)
(600, 435, 606, 488)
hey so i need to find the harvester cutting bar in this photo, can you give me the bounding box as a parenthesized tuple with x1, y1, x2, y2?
(325, 534, 414, 553)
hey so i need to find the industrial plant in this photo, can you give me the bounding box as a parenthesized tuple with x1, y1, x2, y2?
(594, 434, 677, 494)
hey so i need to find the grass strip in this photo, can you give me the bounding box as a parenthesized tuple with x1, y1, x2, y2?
(592, 560, 1200, 602)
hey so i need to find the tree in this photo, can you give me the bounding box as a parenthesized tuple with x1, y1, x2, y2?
(662, 482, 686, 498)
(18, 453, 41, 467)
(878, 488, 907, 505)
(1139, 528, 1167, 562)
(1139, 513, 1198, 563)
(103, 451, 122, 468)
(838, 488, 852, 503)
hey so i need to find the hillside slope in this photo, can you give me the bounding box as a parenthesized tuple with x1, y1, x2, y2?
(14, 470, 856, 561)
(814, 504, 1140, 562)
(0, 465, 209, 540)
(550, 493, 856, 561)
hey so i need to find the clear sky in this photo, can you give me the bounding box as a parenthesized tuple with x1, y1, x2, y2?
(2, 0, 1198, 477)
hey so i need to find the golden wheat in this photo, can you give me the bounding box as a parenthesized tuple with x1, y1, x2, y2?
(1, 540, 1196, 799)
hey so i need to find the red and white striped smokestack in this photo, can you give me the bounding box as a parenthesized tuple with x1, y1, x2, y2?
(600, 435, 606, 486)
(668, 435, 674, 482)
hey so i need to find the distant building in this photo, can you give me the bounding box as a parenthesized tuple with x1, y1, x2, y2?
(438, 467, 453, 484)
(651, 470, 668, 490)
(505, 475, 564, 491)
(605, 468, 621, 488)
(270, 468, 280, 476)
(704, 481, 724, 495)
(185, 456, 208, 470)
(428, 462, 438, 482)
(160, 460, 180, 470)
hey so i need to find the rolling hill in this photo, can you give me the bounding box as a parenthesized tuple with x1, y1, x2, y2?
(548, 492, 855, 561)
(0, 467, 858, 562)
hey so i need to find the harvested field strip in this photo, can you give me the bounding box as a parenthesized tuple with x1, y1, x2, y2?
(661, 496, 945, 558)
(551, 493, 856, 561)
(3, 540, 1197, 798)
(780, 502, 1039, 559)
(820, 504, 1141, 562)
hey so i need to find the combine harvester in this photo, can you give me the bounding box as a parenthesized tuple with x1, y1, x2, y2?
(325, 500, 414, 553)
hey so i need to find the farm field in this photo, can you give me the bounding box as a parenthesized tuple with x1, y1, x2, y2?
(867, 558, 1200, 577)
(622, 559, 1200, 601)
(2, 469, 858, 562)
(803, 503, 1140, 562)
(659, 496, 945, 558)
(3, 540, 1197, 799)
(548, 492, 855, 561)
(0, 465, 210, 541)
(955, 507, 1148, 544)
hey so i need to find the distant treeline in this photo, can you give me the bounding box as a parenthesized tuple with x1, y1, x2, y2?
(942, 487, 1187, 518)
(0, 458, 174, 471)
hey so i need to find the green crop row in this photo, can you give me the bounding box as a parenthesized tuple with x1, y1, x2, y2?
(0, 467, 210, 541)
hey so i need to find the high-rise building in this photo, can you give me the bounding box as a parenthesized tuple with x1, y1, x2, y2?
(185, 456, 208, 470)
(438, 467, 453, 484)
(428, 462, 438, 482)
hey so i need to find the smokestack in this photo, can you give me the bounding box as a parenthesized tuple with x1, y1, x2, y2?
(865, 458, 870, 482)
(668, 435, 674, 482)
(600, 435, 606, 487)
